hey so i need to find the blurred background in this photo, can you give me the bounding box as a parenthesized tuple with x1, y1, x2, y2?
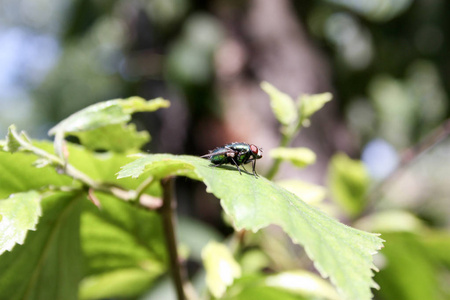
(1, 0, 450, 299)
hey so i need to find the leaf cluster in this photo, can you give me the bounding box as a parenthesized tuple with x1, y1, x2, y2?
(0, 91, 384, 300)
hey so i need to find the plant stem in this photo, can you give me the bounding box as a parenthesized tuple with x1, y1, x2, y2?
(160, 177, 187, 300)
(9, 127, 139, 202)
(265, 132, 292, 180)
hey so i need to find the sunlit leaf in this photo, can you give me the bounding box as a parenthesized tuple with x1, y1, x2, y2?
(239, 249, 270, 275)
(224, 274, 307, 300)
(80, 268, 159, 300)
(223, 272, 339, 300)
(48, 97, 170, 135)
(3, 125, 22, 153)
(299, 93, 332, 125)
(0, 191, 41, 254)
(354, 210, 426, 233)
(269, 147, 316, 168)
(118, 154, 384, 300)
(0, 192, 84, 300)
(74, 123, 150, 152)
(275, 179, 327, 205)
(261, 82, 297, 126)
(0, 141, 74, 199)
(265, 271, 341, 300)
(202, 241, 241, 298)
(328, 153, 369, 217)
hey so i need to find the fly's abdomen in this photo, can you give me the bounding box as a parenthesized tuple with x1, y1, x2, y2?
(210, 154, 226, 165)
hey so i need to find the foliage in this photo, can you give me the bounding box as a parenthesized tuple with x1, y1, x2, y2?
(0, 91, 387, 300)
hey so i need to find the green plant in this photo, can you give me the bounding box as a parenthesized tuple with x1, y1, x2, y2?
(0, 86, 384, 300)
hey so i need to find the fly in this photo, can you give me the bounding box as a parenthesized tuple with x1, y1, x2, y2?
(201, 142, 263, 178)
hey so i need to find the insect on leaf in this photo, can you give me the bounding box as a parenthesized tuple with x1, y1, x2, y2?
(118, 154, 384, 300)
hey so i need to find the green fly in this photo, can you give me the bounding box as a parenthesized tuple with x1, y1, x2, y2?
(201, 142, 263, 177)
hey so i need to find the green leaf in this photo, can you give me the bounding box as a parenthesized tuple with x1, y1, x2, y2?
(202, 241, 241, 298)
(269, 147, 316, 168)
(118, 154, 384, 300)
(74, 123, 150, 152)
(0, 141, 74, 199)
(0, 191, 41, 254)
(0, 192, 84, 300)
(328, 153, 370, 217)
(64, 142, 161, 195)
(299, 92, 332, 125)
(374, 232, 442, 300)
(177, 216, 223, 261)
(4, 125, 22, 153)
(49, 97, 170, 135)
(80, 193, 166, 298)
(261, 81, 298, 126)
(224, 274, 308, 300)
(422, 231, 450, 268)
(80, 268, 159, 300)
(223, 272, 339, 300)
(354, 210, 426, 233)
(264, 271, 341, 300)
(275, 179, 327, 205)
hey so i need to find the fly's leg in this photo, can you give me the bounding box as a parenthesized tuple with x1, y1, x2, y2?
(252, 159, 259, 178)
(229, 157, 242, 175)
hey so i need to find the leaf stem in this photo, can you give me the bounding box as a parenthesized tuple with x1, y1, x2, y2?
(160, 177, 188, 300)
(134, 176, 156, 204)
(8, 127, 137, 202)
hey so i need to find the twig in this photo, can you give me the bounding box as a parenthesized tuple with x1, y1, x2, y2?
(160, 177, 187, 300)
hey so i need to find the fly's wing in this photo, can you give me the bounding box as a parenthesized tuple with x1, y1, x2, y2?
(200, 148, 235, 158)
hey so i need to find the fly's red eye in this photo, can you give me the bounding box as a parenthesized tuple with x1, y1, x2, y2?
(250, 144, 258, 154)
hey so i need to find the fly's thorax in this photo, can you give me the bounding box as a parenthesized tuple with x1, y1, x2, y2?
(227, 142, 251, 153)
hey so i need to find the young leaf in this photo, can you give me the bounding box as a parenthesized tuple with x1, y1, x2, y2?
(118, 154, 384, 300)
(261, 81, 298, 126)
(48, 97, 170, 135)
(73, 123, 150, 152)
(269, 147, 316, 168)
(0, 191, 41, 254)
(48, 97, 169, 155)
(4, 125, 22, 153)
(328, 153, 370, 217)
(0, 192, 84, 300)
(299, 93, 332, 125)
(202, 241, 241, 298)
